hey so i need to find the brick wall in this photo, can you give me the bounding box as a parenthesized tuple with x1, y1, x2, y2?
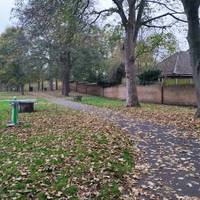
(104, 86, 126, 99)
(163, 85, 197, 106)
(70, 82, 197, 106)
(70, 82, 77, 91)
(86, 84, 104, 96)
(138, 85, 162, 104)
(77, 83, 87, 94)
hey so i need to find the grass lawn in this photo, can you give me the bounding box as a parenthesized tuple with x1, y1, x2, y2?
(71, 95, 200, 135)
(79, 96, 124, 108)
(0, 93, 47, 126)
(0, 101, 10, 125)
(0, 93, 135, 199)
(0, 93, 25, 126)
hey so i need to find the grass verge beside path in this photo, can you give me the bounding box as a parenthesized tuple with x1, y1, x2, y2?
(78, 96, 124, 108)
(71, 95, 200, 136)
(0, 93, 136, 199)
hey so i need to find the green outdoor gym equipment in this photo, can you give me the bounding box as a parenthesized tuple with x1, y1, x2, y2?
(9, 96, 19, 126)
(0, 96, 37, 127)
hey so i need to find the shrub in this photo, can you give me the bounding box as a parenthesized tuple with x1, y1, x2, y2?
(97, 63, 125, 88)
(138, 69, 161, 85)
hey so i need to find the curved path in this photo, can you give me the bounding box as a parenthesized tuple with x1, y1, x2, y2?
(44, 95, 200, 199)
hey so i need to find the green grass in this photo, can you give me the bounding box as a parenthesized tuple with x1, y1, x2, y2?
(0, 102, 10, 126)
(0, 93, 21, 125)
(0, 92, 51, 126)
(73, 94, 195, 114)
(0, 92, 135, 199)
(73, 96, 124, 108)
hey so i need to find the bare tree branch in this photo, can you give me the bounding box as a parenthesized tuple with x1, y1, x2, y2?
(79, 0, 90, 17)
(90, 8, 118, 25)
(143, 24, 170, 29)
(112, 0, 128, 26)
(134, 0, 146, 41)
(147, 0, 184, 14)
(142, 12, 187, 25)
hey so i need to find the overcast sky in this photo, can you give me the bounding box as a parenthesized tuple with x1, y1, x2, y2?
(0, 0, 113, 33)
(0, 0, 15, 33)
(0, 0, 188, 50)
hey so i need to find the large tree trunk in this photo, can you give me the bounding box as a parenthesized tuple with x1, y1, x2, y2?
(17, 85, 20, 92)
(41, 80, 44, 92)
(60, 50, 71, 96)
(37, 81, 40, 91)
(182, 0, 200, 117)
(49, 79, 54, 91)
(62, 77, 70, 96)
(55, 79, 58, 90)
(28, 82, 32, 92)
(124, 24, 140, 107)
(20, 84, 25, 95)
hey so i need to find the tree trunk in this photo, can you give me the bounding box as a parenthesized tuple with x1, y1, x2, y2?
(49, 79, 54, 91)
(60, 50, 71, 96)
(124, 24, 140, 107)
(29, 82, 33, 92)
(182, 1, 200, 117)
(20, 84, 24, 95)
(17, 86, 20, 92)
(55, 79, 58, 90)
(37, 81, 40, 91)
(41, 80, 44, 92)
(62, 77, 70, 96)
(62, 65, 70, 96)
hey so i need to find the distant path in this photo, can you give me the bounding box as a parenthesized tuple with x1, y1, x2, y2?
(37, 93, 200, 199)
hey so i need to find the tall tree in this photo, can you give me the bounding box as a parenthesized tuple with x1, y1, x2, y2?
(93, 0, 183, 106)
(14, 0, 92, 96)
(180, 0, 200, 117)
(136, 32, 177, 73)
(0, 27, 29, 94)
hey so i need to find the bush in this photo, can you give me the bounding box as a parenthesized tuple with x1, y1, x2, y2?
(138, 69, 161, 85)
(109, 63, 125, 84)
(97, 80, 118, 88)
(97, 63, 125, 88)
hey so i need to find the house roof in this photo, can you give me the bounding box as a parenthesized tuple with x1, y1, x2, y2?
(158, 50, 193, 77)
